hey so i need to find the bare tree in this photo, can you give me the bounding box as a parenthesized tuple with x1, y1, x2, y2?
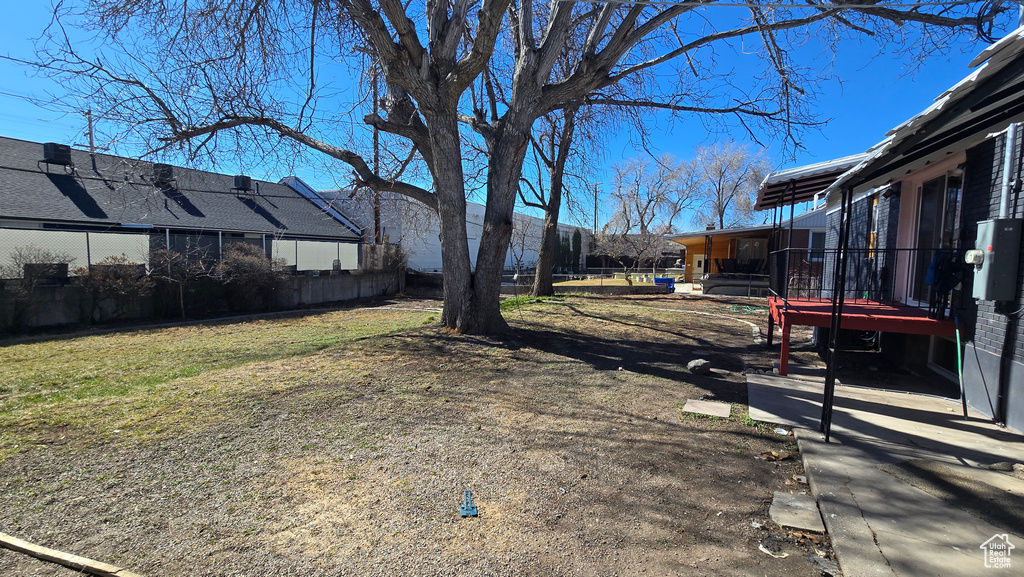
(602, 155, 692, 273)
(29, 1, 1012, 334)
(518, 103, 601, 296)
(150, 240, 212, 319)
(593, 228, 630, 274)
(508, 213, 537, 279)
(689, 142, 771, 229)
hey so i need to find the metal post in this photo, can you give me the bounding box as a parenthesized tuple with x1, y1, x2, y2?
(821, 187, 854, 442)
(788, 183, 796, 250)
(785, 182, 796, 299)
(85, 231, 91, 271)
(772, 202, 784, 256)
(165, 229, 172, 274)
(704, 234, 713, 277)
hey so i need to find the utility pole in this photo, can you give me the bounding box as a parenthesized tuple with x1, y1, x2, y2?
(87, 110, 95, 152)
(593, 182, 602, 281)
(74, 109, 109, 154)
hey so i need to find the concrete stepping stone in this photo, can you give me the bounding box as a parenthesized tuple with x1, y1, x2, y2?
(681, 399, 731, 418)
(770, 491, 825, 532)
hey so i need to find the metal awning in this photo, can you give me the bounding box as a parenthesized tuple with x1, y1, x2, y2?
(822, 26, 1024, 197)
(755, 154, 868, 210)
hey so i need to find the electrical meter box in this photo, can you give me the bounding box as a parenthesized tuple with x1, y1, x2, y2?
(972, 218, 1022, 301)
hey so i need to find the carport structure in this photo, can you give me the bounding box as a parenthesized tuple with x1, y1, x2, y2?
(755, 154, 948, 379)
(758, 154, 966, 442)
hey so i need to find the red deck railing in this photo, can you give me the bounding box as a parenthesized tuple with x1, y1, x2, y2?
(766, 296, 957, 376)
(757, 247, 968, 374)
(768, 247, 968, 319)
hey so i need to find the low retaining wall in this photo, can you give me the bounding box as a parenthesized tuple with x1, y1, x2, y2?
(701, 278, 769, 297)
(276, 272, 404, 308)
(0, 271, 404, 333)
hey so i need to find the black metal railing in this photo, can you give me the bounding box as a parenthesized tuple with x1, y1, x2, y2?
(768, 247, 967, 312)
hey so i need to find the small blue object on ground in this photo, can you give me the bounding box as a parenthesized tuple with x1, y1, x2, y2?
(460, 490, 478, 517)
(653, 277, 675, 291)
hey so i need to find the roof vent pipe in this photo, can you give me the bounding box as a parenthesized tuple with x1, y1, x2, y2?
(1000, 124, 1016, 219)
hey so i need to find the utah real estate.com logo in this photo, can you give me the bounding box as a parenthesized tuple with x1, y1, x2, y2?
(981, 534, 1014, 569)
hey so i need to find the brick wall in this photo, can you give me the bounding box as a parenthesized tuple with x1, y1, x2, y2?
(959, 131, 1024, 428)
(960, 134, 1024, 363)
(824, 192, 899, 299)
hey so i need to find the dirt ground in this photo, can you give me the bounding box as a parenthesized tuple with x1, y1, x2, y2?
(0, 295, 834, 576)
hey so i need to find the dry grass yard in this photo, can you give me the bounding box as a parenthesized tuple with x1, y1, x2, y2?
(0, 295, 831, 576)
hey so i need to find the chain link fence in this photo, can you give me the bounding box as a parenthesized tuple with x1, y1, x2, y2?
(0, 225, 389, 334)
(0, 226, 363, 280)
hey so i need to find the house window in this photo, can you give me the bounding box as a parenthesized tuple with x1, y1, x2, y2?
(942, 173, 963, 248)
(809, 231, 825, 262)
(912, 173, 962, 302)
(736, 238, 767, 262)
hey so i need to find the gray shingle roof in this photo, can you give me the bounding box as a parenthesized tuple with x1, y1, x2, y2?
(0, 136, 360, 240)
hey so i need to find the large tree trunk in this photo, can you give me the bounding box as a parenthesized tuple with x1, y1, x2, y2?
(531, 104, 575, 297)
(428, 108, 524, 335)
(426, 114, 475, 332)
(531, 190, 562, 296)
(469, 147, 522, 333)
(468, 116, 536, 333)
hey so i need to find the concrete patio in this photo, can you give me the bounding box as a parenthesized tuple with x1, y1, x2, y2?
(748, 372, 1024, 576)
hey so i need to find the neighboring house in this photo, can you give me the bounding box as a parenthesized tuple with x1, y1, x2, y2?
(665, 209, 827, 286)
(0, 137, 362, 275)
(759, 27, 1024, 432)
(323, 189, 588, 273)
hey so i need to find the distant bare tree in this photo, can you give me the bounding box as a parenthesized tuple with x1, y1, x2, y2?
(593, 229, 631, 273)
(150, 239, 212, 319)
(603, 155, 694, 273)
(508, 213, 536, 279)
(690, 142, 772, 230)
(518, 103, 601, 296)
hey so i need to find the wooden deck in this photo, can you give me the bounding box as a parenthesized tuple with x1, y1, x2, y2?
(766, 296, 956, 376)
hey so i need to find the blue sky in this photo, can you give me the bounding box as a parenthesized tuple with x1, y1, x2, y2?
(0, 3, 1015, 227)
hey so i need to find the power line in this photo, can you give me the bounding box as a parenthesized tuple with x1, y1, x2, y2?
(557, 0, 986, 7)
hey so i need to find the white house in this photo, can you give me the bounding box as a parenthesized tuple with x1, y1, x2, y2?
(322, 189, 587, 272)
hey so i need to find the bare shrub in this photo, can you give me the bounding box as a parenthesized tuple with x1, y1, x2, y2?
(73, 254, 153, 322)
(214, 243, 285, 312)
(0, 245, 77, 332)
